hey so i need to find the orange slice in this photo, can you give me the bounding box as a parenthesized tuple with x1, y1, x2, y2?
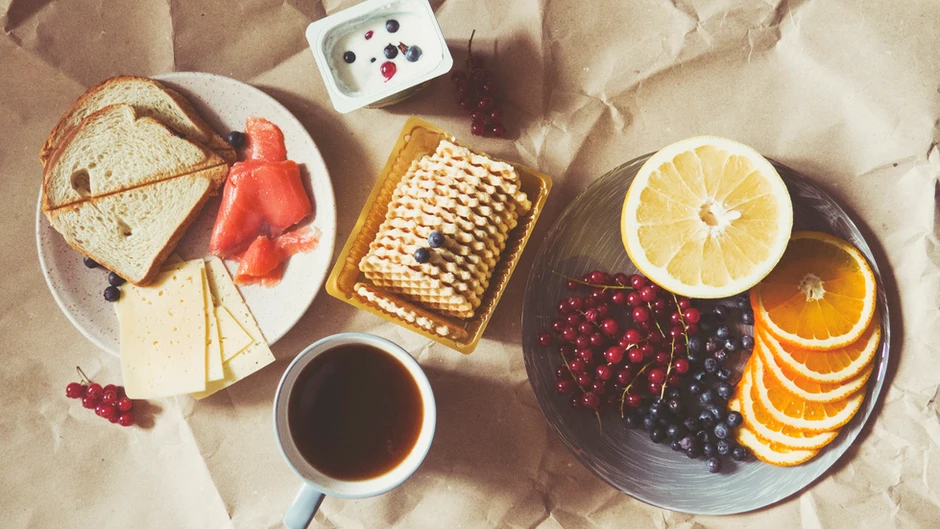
(757, 313, 881, 383)
(756, 334, 874, 403)
(752, 353, 865, 432)
(751, 231, 877, 350)
(735, 424, 819, 467)
(730, 363, 838, 450)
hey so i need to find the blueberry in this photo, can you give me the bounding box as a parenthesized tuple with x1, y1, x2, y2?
(713, 305, 729, 321)
(716, 367, 732, 381)
(657, 417, 671, 428)
(727, 411, 743, 428)
(413, 247, 431, 264)
(108, 272, 126, 287)
(671, 439, 683, 451)
(716, 382, 733, 399)
(688, 335, 703, 353)
(679, 435, 696, 450)
(707, 406, 725, 422)
(650, 427, 666, 443)
(666, 388, 682, 401)
(742, 309, 755, 325)
(699, 389, 715, 406)
(693, 371, 708, 382)
(713, 421, 730, 440)
(741, 335, 755, 350)
(667, 398, 684, 415)
(687, 350, 702, 364)
(428, 230, 445, 248)
(716, 439, 731, 456)
(404, 46, 422, 62)
(715, 325, 730, 340)
(103, 286, 121, 302)
(625, 413, 642, 429)
(695, 429, 712, 444)
(666, 423, 685, 439)
(343, 51, 356, 63)
(705, 337, 720, 354)
(688, 381, 704, 395)
(713, 349, 728, 363)
(649, 399, 667, 419)
(83, 257, 99, 269)
(733, 295, 750, 311)
(385, 19, 400, 33)
(724, 337, 739, 352)
(686, 446, 702, 459)
(642, 414, 656, 431)
(702, 441, 717, 457)
(683, 417, 699, 433)
(699, 313, 716, 332)
(704, 358, 718, 373)
(698, 409, 715, 429)
(384, 44, 398, 59)
(227, 130, 245, 148)
(706, 456, 722, 473)
(732, 446, 749, 461)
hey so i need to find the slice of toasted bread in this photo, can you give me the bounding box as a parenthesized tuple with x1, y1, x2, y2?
(47, 166, 226, 285)
(39, 75, 235, 166)
(41, 104, 227, 212)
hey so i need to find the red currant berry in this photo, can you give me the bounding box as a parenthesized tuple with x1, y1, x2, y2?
(116, 397, 134, 412)
(583, 309, 598, 323)
(551, 319, 566, 333)
(640, 286, 656, 302)
(108, 414, 121, 424)
(118, 413, 135, 427)
(611, 291, 628, 306)
(66, 382, 85, 399)
(567, 296, 583, 311)
(555, 366, 568, 378)
(470, 109, 486, 123)
(604, 346, 625, 364)
(685, 323, 699, 335)
(627, 292, 643, 306)
(561, 326, 578, 342)
(683, 308, 701, 324)
(577, 322, 593, 335)
(489, 109, 503, 123)
(589, 333, 606, 348)
(600, 318, 619, 336)
(654, 352, 670, 365)
(588, 270, 609, 284)
(673, 358, 690, 374)
(482, 80, 498, 93)
(470, 68, 487, 82)
(616, 369, 633, 385)
(81, 395, 99, 409)
(577, 348, 594, 362)
(101, 389, 119, 405)
(559, 344, 575, 358)
(628, 348, 644, 364)
(632, 306, 650, 323)
(86, 383, 103, 400)
(591, 381, 607, 395)
(613, 273, 630, 286)
(582, 296, 597, 309)
(96, 403, 117, 420)
(568, 359, 586, 373)
(629, 274, 647, 289)
(667, 374, 681, 387)
(557, 300, 570, 315)
(670, 312, 683, 326)
(477, 96, 495, 110)
(488, 123, 506, 138)
(669, 326, 685, 340)
(556, 378, 574, 395)
(566, 280, 579, 291)
(640, 344, 655, 358)
(537, 332, 553, 347)
(596, 365, 613, 381)
(648, 381, 663, 394)
(575, 335, 590, 349)
(677, 298, 692, 310)
(626, 393, 643, 408)
(581, 392, 600, 409)
(576, 372, 593, 387)
(470, 121, 485, 135)
(652, 298, 667, 311)
(567, 313, 583, 326)
(590, 290, 609, 304)
(451, 70, 468, 83)
(623, 329, 642, 344)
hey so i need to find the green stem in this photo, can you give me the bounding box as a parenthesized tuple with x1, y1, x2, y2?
(76, 366, 92, 386)
(619, 360, 655, 419)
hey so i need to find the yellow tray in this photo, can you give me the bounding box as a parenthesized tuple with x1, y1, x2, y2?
(325, 117, 553, 353)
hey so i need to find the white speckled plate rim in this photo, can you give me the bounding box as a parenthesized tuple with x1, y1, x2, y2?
(36, 72, 337, 356)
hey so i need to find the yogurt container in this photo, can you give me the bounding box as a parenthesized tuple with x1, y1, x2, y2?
(306, 0, 453, 113)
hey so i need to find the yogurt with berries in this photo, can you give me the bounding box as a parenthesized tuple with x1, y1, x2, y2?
(306, 0, 453, 113)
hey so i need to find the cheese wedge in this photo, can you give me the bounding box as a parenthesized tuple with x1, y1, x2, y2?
(117, 260, 207, 398)
(216, 305, 253, 362)
(193, 257, 275, 399)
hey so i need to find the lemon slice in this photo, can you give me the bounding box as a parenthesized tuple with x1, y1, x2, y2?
(621, 137, 793, 298)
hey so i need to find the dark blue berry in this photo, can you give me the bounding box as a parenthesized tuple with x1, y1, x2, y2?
(384, 44, 398, 59)
(706, 456, 722, 473)
(699, 313, 716, 331)
(695, 429, 712, 444)
(698, 409, 715, 429)
(687, 446, 702, 459)
(650, 427, 666, 443)
(649, 399, 667, 419)
(428, 231, 445, 248)
(83, 257, 99, 268)
(707, 406, 725, 422)
(666, 388, 682, 401)
(642, 415, 656, 431)
(385, 19, 400, 32)
(724, 337, 739, 352)
(702, 441, 717, 457)
(683, 417, 699, 433)
(625, 413, 642, 429)
(671, 439, 683, 451)
(741, 335, 755, 350)
(687, 350, 702, 363)
(108, 272, 126, 287)
(679, 435, 695, 450)
(693, 371, 708, 382)
(716, 382, 733, 399)
(716, 367, 732, 381)
(727, 411, 743, 428)
(732, 446, 749, 461)
(717, 439, 731, 455)
(667, 398, 683, 415)
(688, 335, 703, 353)
(699, 389, 715, 406)
(713, 421, 730, 440)
(734, 295, 750, 311)
(742, 309, 755, 325)
(713, 305, 729, 321)
(414, 247, 431, 263)
(666, 423, 685, 439)
(343, 51, 356, 63)
(705, 338, 720, 353)
(688, 381, 704, 395)
(704, 358, 718, 373)
(227, 130, 245, 148)
(103, 286, 121, 302)
(404, 46, 422, 62)
(715, 325, 730, 340)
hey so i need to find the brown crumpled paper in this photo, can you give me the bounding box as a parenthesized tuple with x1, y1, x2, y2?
(2, 0, 939, 527)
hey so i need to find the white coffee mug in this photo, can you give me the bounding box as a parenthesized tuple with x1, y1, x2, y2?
(273, 333, 436, 529)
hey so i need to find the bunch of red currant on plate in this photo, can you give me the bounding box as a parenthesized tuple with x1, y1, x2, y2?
(66, 367, 137, 427)
(538, 270, 753, 473)
(450, 30, 505, 138)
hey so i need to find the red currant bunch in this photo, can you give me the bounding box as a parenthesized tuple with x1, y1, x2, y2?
(450, 30, 505, 138)
(66, 367, 137, 427)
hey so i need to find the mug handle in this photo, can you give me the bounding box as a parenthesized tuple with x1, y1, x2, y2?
(283, 484, 325, 529)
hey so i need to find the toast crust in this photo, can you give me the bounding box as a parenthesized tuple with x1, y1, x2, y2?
(40, 75, 235, 166)
(41, 104, 228, 212)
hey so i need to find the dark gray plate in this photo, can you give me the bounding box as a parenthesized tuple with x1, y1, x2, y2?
(521, 154, 890, 515)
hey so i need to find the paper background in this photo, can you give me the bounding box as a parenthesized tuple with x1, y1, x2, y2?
(2, 0, 939, 527)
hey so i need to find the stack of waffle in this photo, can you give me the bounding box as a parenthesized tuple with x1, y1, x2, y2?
(358, 140, 531, 319)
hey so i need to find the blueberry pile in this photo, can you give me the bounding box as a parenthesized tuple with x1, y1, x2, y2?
(624, 294, 755, 473)
(83, 257, 125, 302)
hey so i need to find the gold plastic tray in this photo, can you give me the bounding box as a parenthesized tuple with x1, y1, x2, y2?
(325, 117, 553, 353)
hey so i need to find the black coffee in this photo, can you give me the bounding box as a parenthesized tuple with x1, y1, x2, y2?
(287, 344, 424, 481)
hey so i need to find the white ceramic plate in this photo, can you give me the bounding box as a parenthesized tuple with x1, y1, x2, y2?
(36, 72, 337, 356)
